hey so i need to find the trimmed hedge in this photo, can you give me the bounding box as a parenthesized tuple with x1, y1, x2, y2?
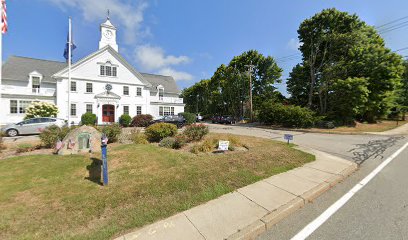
(81, 112, 97, 126)
(179, 112, 196, 125)
(119, 114, 132, 127)
(131, 114, 153, 127)
(145, 122, 177, 142)
(259, 102, 316, 128)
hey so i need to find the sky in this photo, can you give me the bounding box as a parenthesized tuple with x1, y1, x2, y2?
(3, 0, 408, 95)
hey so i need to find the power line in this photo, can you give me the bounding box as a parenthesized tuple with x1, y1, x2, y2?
(274, 15, 408, 64)
(375, 16, 408, 29)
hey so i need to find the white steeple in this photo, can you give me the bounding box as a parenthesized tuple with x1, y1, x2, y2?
(99, 10, 118, 52)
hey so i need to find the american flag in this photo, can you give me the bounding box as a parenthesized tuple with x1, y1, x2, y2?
(1, 0, 7, 34)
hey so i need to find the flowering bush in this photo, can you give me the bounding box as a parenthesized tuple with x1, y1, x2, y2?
(24, 102, 59, 120)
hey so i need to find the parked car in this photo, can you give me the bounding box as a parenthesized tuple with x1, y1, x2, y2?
(1, 117, 67, 137)
(220, 115, 237, 124)
(196, 114, 203, 122)
(211, 115, 236, 124)
(211, 115, 222, 123)
(149, 115, 186, 128)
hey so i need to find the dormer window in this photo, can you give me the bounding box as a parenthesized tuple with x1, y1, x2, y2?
(99, 61, 117, 77)
(29, 71, 43, 94)
(157, 85, 164, 101)
(32, 77, 40, 93)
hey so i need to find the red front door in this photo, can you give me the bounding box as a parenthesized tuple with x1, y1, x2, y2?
(102, 104, 115, 122)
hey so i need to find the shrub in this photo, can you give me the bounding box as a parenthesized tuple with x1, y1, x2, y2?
(259, 102, 316, 128)
(131, 114, 153, 127)
(130, 129, 148, 144)
(145, 123, 177, 142)
(159, 137, 177, 148)
(190, 138, 216, 154)
(81, 112, 97, 126)
(39, 125, 71, 148)
(100, 123, 122, 143)
(24, 102, 59, 119)
(0, 133, 6, 152)
(180, 112, 196, 125)
(174, 134, 188, 149)
(119, 114, 132, 127)
(182, 124, 209, 142)
(16, 143, 34, 153)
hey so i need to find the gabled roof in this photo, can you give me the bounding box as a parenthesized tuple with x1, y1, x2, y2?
(141, 73, 180, 93)
(2, 56, 67, 83)
(52, 45, 152, 88)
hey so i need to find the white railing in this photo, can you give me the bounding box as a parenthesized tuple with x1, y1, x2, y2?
(152, 96, 184, 104)
(1, 86, 56, 97)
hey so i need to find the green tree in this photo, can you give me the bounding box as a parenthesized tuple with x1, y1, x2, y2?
(329, 77, 369, 124)
(288, 8, 404, 122)
(182, 50, 283, 119)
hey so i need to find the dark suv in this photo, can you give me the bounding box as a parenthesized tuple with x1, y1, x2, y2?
(150, 115, 186, 128)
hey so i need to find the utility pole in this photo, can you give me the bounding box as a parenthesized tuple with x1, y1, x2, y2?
(245, 61, 255, 122)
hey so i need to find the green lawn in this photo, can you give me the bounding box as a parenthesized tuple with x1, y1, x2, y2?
(0, 133, 314, 240)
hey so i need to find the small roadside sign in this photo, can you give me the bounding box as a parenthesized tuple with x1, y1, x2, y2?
(284, 134, 293, 144)
(218, 141, 230, 151)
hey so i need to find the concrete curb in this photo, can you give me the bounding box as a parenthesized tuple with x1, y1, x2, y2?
(225, 162, 358, 240)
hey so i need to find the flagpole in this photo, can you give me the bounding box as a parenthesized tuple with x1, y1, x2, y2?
(67, 17, 71, 127)
(0, 2, 3, 127)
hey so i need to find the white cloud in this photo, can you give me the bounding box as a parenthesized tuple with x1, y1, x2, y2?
(158, 68, 193, 82)
(134, 45, 191, 71)
(47, 0, 149, 44)
(287, 38, 302, 51)
(134, 45, 193, 81)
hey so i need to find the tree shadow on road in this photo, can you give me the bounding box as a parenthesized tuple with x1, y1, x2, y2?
(348, 136, 405, 165)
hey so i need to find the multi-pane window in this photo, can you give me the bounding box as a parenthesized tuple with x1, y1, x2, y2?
(10, 100, 32, 114)
(100, 65, 105, 76)
(10, 100, 18, 113)
(159, 88, 164, 100)
(136, 87, 142, 96)
(106, 66, 112, 76)
(136, 106, 142, 115)
(70, 81, 77, 92)
(32, 77, 40, 93)
(123, 106, 129, 115)
(123, 86, 129, 95)
(159, 106, 174, 116)
(86, 83, 93, 93)
(86, 104, 93, 113)
(19, 101, 32, 114)
(100, 63, 117, 77)
(70, 104, 77, 116)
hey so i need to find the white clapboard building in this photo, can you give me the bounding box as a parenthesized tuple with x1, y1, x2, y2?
(0, 17, 185, 125)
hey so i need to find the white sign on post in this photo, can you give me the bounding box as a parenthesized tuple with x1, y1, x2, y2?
(218, 141, 230, 151)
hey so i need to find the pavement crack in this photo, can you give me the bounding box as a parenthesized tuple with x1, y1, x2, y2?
(183, 212, 207, 240)
(236, 190, 271, 213)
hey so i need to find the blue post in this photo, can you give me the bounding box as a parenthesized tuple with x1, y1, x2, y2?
(101, 134, 109, 186)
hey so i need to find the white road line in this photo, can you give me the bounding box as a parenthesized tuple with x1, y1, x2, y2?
(291, 141, 408, 240)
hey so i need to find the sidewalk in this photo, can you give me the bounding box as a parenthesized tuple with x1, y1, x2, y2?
(115, 147, 358, 240)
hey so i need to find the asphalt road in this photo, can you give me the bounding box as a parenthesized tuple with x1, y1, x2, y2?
(207, 123, 408, 240)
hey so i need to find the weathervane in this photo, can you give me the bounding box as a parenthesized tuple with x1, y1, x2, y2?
(107, 9, 110, 20)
